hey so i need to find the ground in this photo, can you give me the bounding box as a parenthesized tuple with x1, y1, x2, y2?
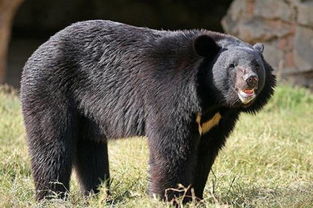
(0, 84, 312, 208)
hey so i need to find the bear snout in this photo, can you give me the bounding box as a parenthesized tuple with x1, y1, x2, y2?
(243, 73, 258, 89)
(235, 67, 258, 90)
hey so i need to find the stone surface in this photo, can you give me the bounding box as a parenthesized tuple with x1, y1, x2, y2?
(221, 0, 253, 35)
(222, 0, 313, 89)
(254, 0, 295, 22)
(263, 41, 284, 69)
(294, 26, 313, 71)
(297, 0, 313, 27)
(237, 19, 292, 42)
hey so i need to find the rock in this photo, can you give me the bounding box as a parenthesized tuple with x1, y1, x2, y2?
(224, 0, 249, 21)
(296, 0, 313, 27)
(222, 1, 293, 42)
(221, 0, 248, 35)
(239, 19, 292, 42)
(223, 17, 292, 43)
(263, 41, 284, 69)
(254, 0, 295, 22)
(294, 25, 313, 71)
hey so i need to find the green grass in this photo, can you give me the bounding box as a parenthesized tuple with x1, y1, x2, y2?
(0, 84, 312, 208)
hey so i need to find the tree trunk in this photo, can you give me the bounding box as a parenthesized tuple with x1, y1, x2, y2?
(0, 0, 24, 84)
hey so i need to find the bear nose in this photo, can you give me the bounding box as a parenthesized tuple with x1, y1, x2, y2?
(244, 73, 258, 88)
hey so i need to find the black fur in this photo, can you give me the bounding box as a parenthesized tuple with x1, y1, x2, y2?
(20, 20, 275, 202)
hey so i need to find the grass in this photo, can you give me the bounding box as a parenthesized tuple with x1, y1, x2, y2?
(0, 84, 312, 207)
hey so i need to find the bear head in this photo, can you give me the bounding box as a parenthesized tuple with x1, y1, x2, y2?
(194, 35, 275, 112)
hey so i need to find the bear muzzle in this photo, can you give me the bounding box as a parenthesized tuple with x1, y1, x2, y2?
(235, 69, 259, 104)
(244, 73, 258, 89)
(238, 89, 256, 104)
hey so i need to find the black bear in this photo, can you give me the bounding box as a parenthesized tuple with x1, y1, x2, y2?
(21, 20, 275, 202)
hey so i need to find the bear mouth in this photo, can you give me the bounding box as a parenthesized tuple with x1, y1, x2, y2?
(237, 89, 256, 104)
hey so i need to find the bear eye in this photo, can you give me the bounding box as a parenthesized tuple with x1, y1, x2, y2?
(229, 63, 236, 69)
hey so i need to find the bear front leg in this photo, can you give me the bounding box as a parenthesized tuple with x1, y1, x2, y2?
(146, 119, 200, 203)
(193, 113, 238, 199)
(74, 118, 110, 196)
(192, 133, 225, 199)
(75, 139, 110, 195)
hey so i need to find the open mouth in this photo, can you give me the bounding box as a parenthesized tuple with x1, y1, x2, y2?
(238, 89, 256, 104)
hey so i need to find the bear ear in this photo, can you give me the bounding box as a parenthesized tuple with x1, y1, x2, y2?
(253, 43, 264, 53)
(193, 35, 220, 58)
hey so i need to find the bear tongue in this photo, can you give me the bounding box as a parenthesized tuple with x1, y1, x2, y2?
(243, 89, 254, 95)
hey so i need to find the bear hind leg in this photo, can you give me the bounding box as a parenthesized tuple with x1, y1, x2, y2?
(24, 105, 77, 200)
(74, 118, 110, 196)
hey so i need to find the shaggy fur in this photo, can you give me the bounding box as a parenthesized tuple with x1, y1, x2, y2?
(20, 20, 275, 202)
